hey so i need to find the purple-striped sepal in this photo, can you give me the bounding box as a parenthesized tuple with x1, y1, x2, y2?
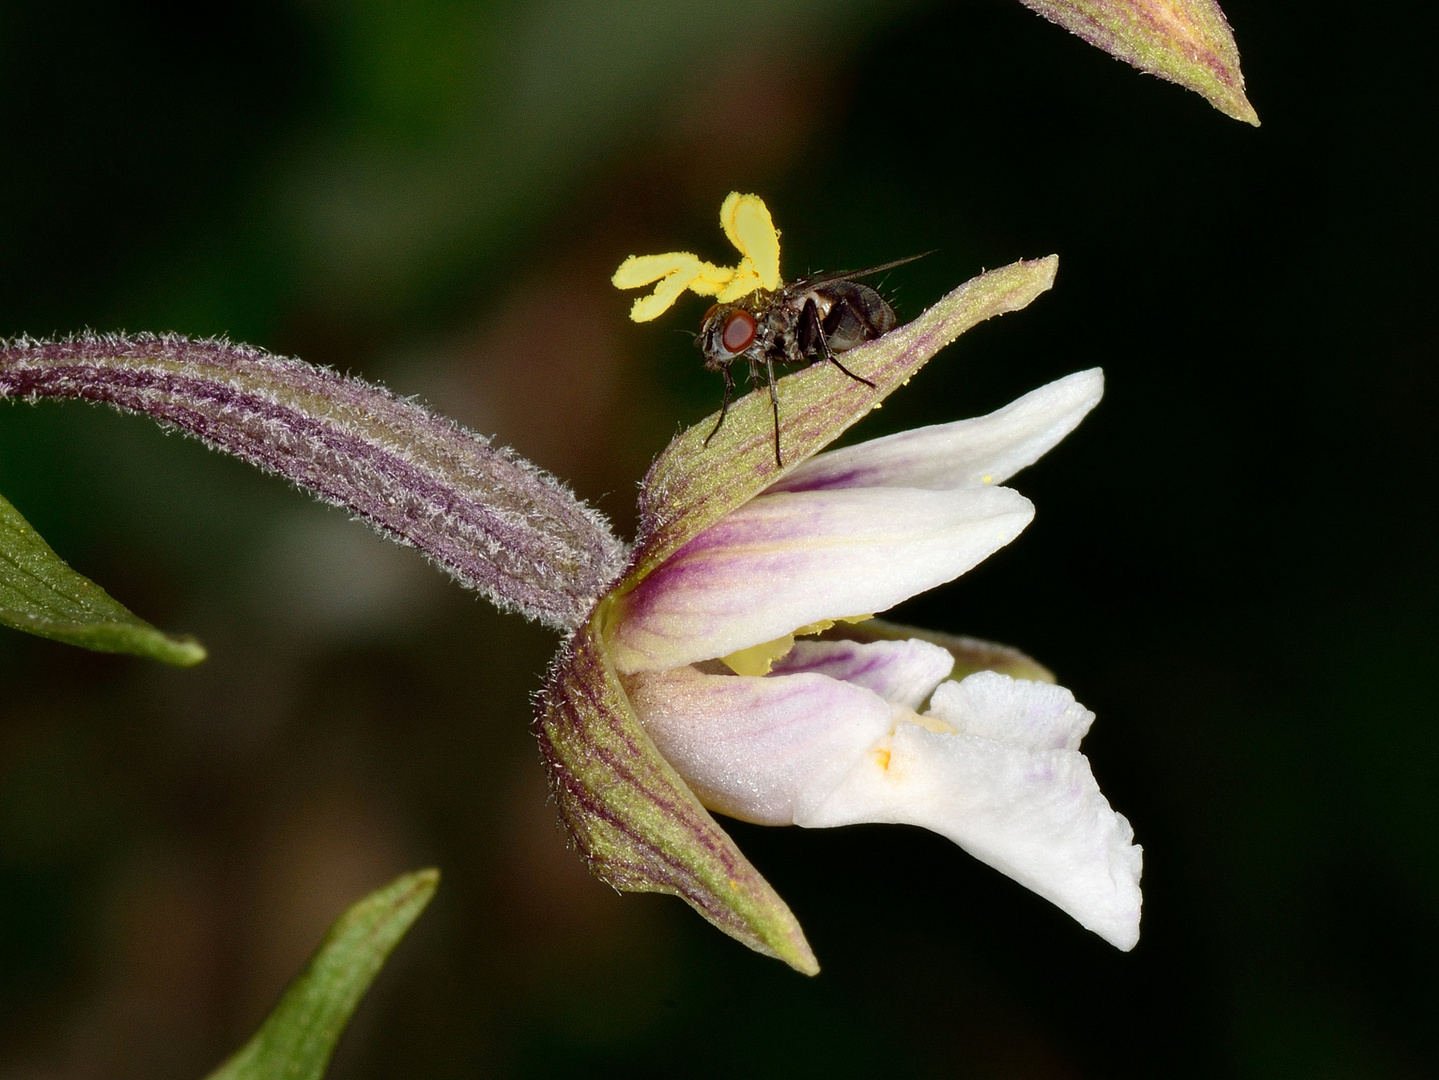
(1015, 0, 1257, 125)
(535, 601, 819, 973)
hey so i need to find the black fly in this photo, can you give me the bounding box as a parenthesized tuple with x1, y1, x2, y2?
(697, 254, 929, 466)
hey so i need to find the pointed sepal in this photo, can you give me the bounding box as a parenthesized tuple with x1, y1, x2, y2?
(1016, 0, 1258, 125)
(535, 602, 818, 974)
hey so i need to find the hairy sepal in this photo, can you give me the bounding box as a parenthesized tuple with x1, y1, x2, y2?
(0, 333, 627, 630)
(1017, 0, 1258, 125)
(535, 602, 818, 975)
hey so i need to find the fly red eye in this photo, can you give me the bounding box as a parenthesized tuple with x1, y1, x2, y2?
(721, 309, 757, 353)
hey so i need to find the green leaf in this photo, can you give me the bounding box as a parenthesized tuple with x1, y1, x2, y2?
(0, 489, 206, 665)
(206, 868, 440, 1080)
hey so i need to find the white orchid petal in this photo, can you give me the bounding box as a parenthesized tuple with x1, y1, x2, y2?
(772, 637, 954, 711)
(626, 665, 891, 827)
(609, 486, 1034, 673)
(770, 369, 1103, 494)
(800, 677, 1142, 950)
(927, 670, 1094, 751)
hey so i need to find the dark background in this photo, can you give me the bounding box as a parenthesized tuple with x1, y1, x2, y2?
(2, 1, 1435, 1076)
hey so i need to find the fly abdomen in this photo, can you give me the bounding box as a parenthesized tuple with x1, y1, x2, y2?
(816, 280, 897, 353)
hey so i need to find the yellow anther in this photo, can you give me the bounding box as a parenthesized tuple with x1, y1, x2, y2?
(719, 615, 873, 676)
(721, 633, 797, 677)
(612, 252, 726, 322)
(718, 191, 781, 295)
(613, 192, 783, 321)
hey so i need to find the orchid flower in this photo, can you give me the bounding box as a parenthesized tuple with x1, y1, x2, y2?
(539, 346, 1141, 972)
(1, 195, 1140, 974)
(533, 195, 1140, 972)
(615, 368, 1141, 956)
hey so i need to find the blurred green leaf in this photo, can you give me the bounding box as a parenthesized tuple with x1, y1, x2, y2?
(206, 868, 440, 1080)
(0, 489, 206, 665)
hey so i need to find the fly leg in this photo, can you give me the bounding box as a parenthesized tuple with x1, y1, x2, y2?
(802, 298, 876, 388)
(747, 353, 784, 467)
(820, 332, 876, 388)
(766, 354, 783, 466)
(705, 362, 737, 446)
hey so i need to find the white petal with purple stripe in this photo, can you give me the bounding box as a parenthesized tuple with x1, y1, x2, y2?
(770, 369, 1104, 494)
(626, 663, 891, 826)
(771, 637, 954, 710)
(610, 486, 1033, 673)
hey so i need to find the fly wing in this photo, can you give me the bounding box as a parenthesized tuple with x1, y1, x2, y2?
(790, 250, 936, 289)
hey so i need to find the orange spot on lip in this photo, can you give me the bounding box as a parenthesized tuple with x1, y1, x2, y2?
(875, 748, 891, 770)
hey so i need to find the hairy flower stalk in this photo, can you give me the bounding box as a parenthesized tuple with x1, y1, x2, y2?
(0, 333, 626, 629)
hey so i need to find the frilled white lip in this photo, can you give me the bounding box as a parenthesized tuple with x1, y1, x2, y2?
(608, 369, 1105, 674)
(625, 637, 1143, 950)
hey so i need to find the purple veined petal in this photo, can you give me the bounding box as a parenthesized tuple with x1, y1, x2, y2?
(926, 670, 1094, 751)
(625, 665, 892, 827)
(608, 485, 1035, 674)
(801, 677, 1142, 950)
(769, 369, 1103, 495)
(771, 637, 954, 711)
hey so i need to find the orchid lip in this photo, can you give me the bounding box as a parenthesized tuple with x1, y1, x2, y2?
(627, 650, 1142, 951)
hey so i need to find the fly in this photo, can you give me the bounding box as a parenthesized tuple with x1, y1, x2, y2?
(697, 253, 930, 466)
